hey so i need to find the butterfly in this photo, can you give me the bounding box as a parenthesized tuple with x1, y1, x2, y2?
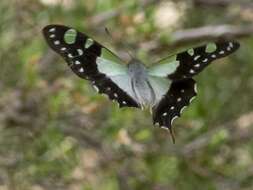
(42, 24, 240, 143)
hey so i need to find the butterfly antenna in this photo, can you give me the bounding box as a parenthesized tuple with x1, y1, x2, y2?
(105, 27, 135, 60)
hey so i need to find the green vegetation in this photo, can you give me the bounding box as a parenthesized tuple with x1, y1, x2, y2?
(0, 0, 253, 190)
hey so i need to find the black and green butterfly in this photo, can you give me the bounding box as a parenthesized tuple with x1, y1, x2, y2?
(42, 24, 240, 142)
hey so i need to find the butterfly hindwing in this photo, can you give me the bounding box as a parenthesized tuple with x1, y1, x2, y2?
(152, 78, 197, 141)
(91, 76, 139, 108)
(42, 24, 140, 108)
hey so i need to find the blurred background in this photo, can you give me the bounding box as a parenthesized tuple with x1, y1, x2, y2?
(1, 0, 253, 189)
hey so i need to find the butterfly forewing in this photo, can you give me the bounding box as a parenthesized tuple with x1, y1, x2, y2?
(42, 24, 140, 108)
(168, 41, 240, 80)
(149, 41, 240, 80)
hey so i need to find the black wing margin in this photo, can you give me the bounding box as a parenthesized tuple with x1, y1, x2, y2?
(42, 24, 139, 108)
(152, 78, 197, 143)
(169, 41, 240, 80)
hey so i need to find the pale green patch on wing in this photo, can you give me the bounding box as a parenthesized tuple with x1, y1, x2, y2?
(96, 49, 136, 100)
(96, 57, 127, 76)
(96, 47, 128, 76)
(148, 76, 171, 105)
(96, 57, 137, 101)
(110, 75, 137, 101)
(85, 38, 94, 49)
(148, 56, 179, 77)
(101, 48, 124, 64)
(205, 43, 217, 53)
(187, 48, 194, 56)
(64, 29, 77, 44)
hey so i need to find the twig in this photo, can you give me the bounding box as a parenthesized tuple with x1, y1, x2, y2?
(193, 0, 253, 8)
(140, 25, 253, 54)
(170, 25, 253, 47)
(193, 0, 238, 6)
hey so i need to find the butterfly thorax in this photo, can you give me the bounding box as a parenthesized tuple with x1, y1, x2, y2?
(127, 59, 155, 108)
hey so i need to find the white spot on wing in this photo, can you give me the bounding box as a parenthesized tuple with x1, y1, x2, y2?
(194, 83, 198, 93)
(170, 106, 175, 110)
(93, 85, 99, 92)
(202, 58, 208, 63)
(171, 116, 179, 125)
(77, 49, 83, 56)
(68, 53, 73, 58)
(61, 47, 67, 51)
(211, 54, 216, 58)
(219, 50, 225, 55)
(114, 93, 118, 98)
(194, 64, 200, 68)
(163, 112, 168, 116)
(180, 106, 187, 114)
(85, 38, 94, 49)
(122, 101, 127, 105)
(190, 96, 196, 103)
(79, 67, 84, 73)
(229, 42, 234, 48)
(194, 55, 201, 61)
(54, 40, 60, 45)
(49, 28, 56, 32)
(50, 34, 55, 38)
(190, 69, 195, 74)
(75, 60, 81, 65)
(161, 126, 169, 130)
(177, 97, 182, 102)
